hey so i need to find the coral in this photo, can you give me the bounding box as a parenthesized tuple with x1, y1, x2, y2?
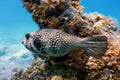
(12, 0, 120, 80)
(12, 59, 80, 80)
(22, 0, 117, 36)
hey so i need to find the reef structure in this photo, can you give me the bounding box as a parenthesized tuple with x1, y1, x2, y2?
(12, 0, 120, 80)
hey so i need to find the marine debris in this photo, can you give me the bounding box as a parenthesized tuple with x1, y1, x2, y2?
(12, 0, 120, 80)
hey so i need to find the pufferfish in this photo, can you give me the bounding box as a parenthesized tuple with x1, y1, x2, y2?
(22, 29, 108, 58)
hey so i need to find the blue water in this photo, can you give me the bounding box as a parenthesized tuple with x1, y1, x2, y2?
(0, 0, 39, 79)
(0, 25, 38, 79)
(0, 22, 38, 78)
(81, 0, 120, 28)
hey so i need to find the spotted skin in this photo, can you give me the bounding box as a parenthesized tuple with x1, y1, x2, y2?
(22, 29, 108, 58)
(22, 29, 75, 57)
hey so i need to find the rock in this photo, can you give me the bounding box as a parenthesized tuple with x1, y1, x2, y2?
(11, 59, 80, 80)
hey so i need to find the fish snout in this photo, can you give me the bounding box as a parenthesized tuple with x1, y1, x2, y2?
(22, 38, 26, 45)
(22, 40, 24, 45)
(22, 39, 25, 45)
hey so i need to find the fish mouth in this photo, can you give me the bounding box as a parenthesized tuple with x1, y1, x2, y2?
(21, 38, 30, 50)
(22, 40, 24, 45)
(22, 38, 26, 45)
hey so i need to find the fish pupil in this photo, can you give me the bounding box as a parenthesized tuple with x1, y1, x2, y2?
(25, 33, 30, 39)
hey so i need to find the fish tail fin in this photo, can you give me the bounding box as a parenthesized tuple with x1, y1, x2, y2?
(82, 36, 108, 58)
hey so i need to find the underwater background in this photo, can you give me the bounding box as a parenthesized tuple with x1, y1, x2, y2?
(0, 0, 120, 79)
(0, 0, 38, 79)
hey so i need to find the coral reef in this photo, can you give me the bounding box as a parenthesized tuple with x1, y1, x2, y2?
(12, 0, 120, 80)
(12, 59, 80, 80)
(22, 0, 117, 37)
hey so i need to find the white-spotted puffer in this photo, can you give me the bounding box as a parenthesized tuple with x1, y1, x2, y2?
(22, 29, 108, 58)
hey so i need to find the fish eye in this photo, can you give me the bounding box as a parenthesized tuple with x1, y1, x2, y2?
(25, 33, 30, 39)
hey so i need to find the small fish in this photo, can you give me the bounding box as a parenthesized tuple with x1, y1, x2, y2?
(22, 29, 108, 58)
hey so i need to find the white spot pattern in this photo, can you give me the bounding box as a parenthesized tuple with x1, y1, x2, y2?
(23, 29, 76, 57)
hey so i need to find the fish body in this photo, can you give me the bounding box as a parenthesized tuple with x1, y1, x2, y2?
(22, 29, 108, 58)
